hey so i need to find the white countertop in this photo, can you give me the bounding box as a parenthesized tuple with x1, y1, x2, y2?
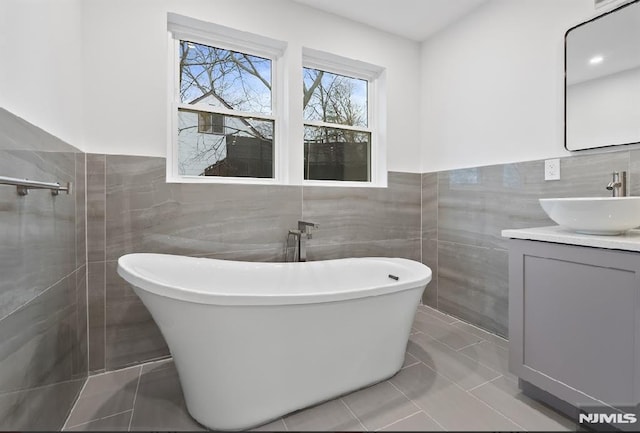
(501, 226, 640, 252)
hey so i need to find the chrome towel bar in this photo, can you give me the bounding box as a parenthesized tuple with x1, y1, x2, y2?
(0, 175, 71, 196)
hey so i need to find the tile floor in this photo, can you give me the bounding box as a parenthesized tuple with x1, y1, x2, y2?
(62, 305, 576, 431)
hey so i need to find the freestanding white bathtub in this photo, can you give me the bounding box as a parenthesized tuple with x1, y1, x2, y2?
(117, 253, 431, 431)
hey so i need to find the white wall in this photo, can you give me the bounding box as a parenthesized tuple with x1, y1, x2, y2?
(420, 0, 596, 173)
(80, 0, 423, 173)
(0, 0, 84, 148)
(4, 0, 620, 174)
(567, 67, 640, 149)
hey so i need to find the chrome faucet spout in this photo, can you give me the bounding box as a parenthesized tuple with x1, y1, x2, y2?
(606, 171, 627, 197)
(298, 221, 319, 230)
(289, 221, 319, 262)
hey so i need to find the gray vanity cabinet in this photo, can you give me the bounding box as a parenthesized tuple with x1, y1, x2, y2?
(508, 238, 640, 413)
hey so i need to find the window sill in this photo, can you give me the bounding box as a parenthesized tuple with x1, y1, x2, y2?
(166, 176, 280, 186)
(302, 179, 387, 188)
(166, 176, 388, 188)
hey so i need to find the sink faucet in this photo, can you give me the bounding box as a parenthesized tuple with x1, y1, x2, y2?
(606, 171, 627, 197)
(288, 221, 319, 262)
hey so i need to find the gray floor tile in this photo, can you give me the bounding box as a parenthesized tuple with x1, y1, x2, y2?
(418, 305, 459, 324)
(389, 363, 522, 431)
(459, 340, 516, 381)
(412, 311, 484, 350)
(283, 398, 363, 431)
(342, 380, 420, 430)
(66, 410, 132, 431)
(380, 410, 443, 431)
(407, 332, 500, 390)
(140, 357, 173, 374)
(60, 342, 576, 433)
(452, 320, 509, 349)
(65, 366, 141, 427)
(402, 352, 420, 369)
(1, 379, 85, 431)
(470, 376, 575, 431)
(129, 360, 206, 431)
(250, 417, 287, 431)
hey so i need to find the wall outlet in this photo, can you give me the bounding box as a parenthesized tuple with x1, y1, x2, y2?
(545, 159, 561, 181)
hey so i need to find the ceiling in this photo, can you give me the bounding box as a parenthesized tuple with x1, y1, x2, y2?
(291, 0, 489, 42)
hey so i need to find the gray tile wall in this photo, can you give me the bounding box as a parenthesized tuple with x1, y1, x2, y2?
(1, 108, 632, 427)
(0, 108, 88, 429)
(85, 148, 638, 370)
(86, 154, 422, 371)
(425, 149, 635, 337)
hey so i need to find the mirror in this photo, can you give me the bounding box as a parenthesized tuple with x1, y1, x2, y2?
(565, 0, 640, 151)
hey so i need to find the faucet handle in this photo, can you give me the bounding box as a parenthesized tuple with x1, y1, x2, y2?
(298, 220, 319, 230)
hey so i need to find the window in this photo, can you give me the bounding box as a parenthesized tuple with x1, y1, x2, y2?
(177, 40, 275, 179)
(303, 68, 371, 182)
(302, 48, 386, 186)
(167, 14, 285, 183)
(197, 112, 224, 135)
(167, 14, 385, 187)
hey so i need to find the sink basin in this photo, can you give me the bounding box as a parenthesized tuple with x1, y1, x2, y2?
(539, 197, 640, 235)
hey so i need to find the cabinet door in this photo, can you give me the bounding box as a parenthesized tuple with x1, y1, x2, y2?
(509, 239, 640, 408)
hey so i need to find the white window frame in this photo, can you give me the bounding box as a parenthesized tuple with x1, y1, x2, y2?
(166, 13, 287, 184)
(302, 47, 387, 188)
(166, 14, 387, 188)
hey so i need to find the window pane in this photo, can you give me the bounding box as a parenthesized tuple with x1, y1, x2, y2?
(303, 68, 368, 127)
(197, 112, 224, 134)
(180, 41, 272, 115)
(304, 125, 370, 182)
(178, 109, 273, 178)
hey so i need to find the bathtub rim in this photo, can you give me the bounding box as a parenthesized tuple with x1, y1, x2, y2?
(117, 253, 431, 307)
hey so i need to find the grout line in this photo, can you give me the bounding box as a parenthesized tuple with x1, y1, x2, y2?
(86, 357, 166, 379)
(102, 158, 107, 372)
(414, 361, 515, 429)
(416, 305, 459, 325)
(401, 360, 420, 370)
(434, 173, 439, 310)
(409, 334, 496, 374)
(127, 366, 143, 431)
(375, 410, 421, 431)
(419, 305, 509, 347)
(437, 238, 508, 252)
(415, 310, 455, 328)
(466, 387, 525, 430)
(339, 398, 367, 431)
(387, 379, 445, 431)
(62, 376, 91, 430)
(486, 374, 507, 385)
(430, 337, 505, 378)
(281, 416, 289, 431)
(466, 376, 497, 392)
(420, 174, 423, 265)
(65, 409, 133, 430)
(452, 319, 509, 345)
(422, 355, 504, 397)
(0, 268, 79, 323)
(84, 154, 89, 376)
(455, 340, 485, 352)
(0, 377, 84, 400)
(386, 381, 422, 413)
(413, 316, 487, 353)
(430, 335, 480, 353)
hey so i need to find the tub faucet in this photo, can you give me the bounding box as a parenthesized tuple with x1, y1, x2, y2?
(606, 171, 627, 197)
(295, 220, 319, 262)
